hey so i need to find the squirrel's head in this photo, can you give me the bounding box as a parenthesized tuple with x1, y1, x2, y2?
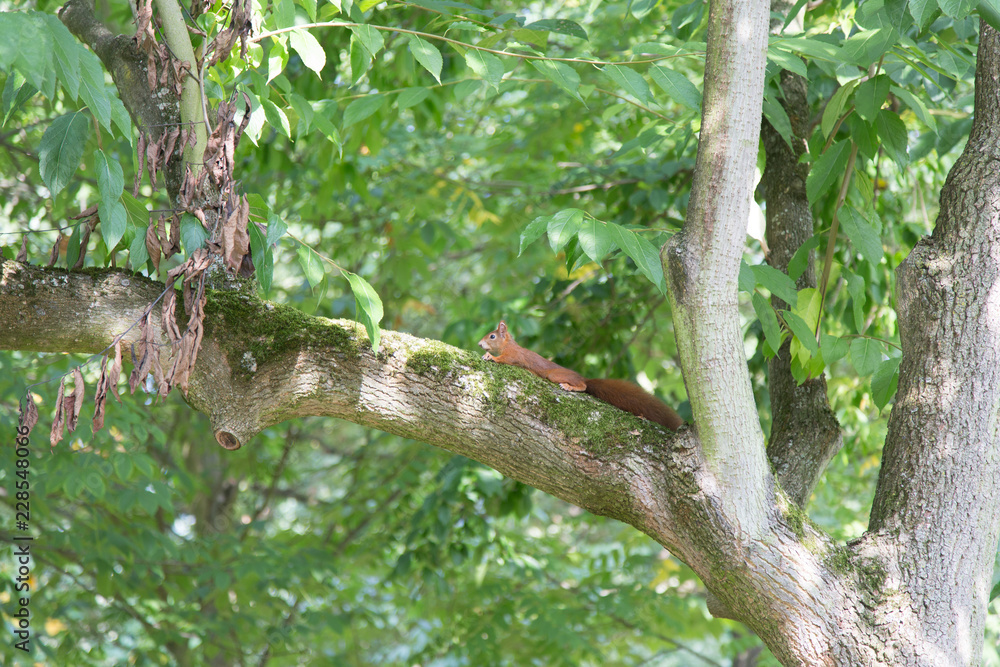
(478, 320, 510, 352)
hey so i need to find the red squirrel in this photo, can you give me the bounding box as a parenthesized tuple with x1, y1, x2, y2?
(478, 321, 683, 431)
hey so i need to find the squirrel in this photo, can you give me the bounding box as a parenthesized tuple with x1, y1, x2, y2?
(478, 321, 683, 431)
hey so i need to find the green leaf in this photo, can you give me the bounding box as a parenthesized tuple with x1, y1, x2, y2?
(409, 35, 443, 83)
(180, 213, 209, 253)
(298, 0, 318, 20)
(762, 95, 794, 149)
(46, 14, 80, 99)
(523, 19, 587, 40)
(766, 44, 808, 77)
(0, 13, 54, 98)
(290, 28, 326, 76)
(909, 0, 940, 29)
(343, 94, 386, 128)
(519, 216, 549, 255)
(65, 221, 82, 269)
(312, 105, 342, 147)
(820, 333, 849, 364)
(94, 149, 124, 204)
(345, 272, 384, 352)
(396, 87, 430, 109)
(577, 217, 614, 263)
(849, 337, 883, 375)
(751, 264, 798, 305)
(465, 50, 504, 91)
(266, 214, 288, 246)
(806, 139, 851, 204)
(128, 228, 149, 271)
(939, 0, 975, 16)
(98, 201, 127, 253)
(844, 269, 867, 332)
(121, 191, 149, 232)
(112, 453, 133, 481)
(788, 237, 820, 282)
(606, 223, 665, 294)
(841, 27, 899, 67)
(261, 98, 291, 137)
(738, 259, 756, 293)
(39, 112, 90, 197)
(454, 79, 481, 100)
(350, 38, 371, 86)
(650, 66, 702, 110)
(752, 292, 783, 355)
(78, 46, 112, 131)
(288, 92, 314, 136)
(846, 113, 879, 161)
(871, 356, 901, 409)
(602, 65, 652, 105)
(770, 36, 841, 62)
(821, 79, 859, 139)
(793, 288, 822, 331)
(890, 85, 937, 131)
(350, 25, 385, 58)
(258, 247, 274, 293)
(249, 222, 271, 290)
(297, 245, 326, 287)
(854, 74, 890, 122)
(875, 109, 909, 169)
(839, 205, 884, 265)
(547, 208, 585, 253)
(2, 74, 37, 127)
(783, 311, 819, 355)
(529, 59, 584, 103)
(979, 0, 1000, 32)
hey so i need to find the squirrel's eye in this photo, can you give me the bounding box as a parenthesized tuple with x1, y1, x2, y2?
(490, 334, 496, 339)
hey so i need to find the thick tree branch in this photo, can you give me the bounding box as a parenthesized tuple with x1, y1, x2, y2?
(1, 260, 881, 663)
(866, 23, 1000, 664)
(662, 0, 772, 536)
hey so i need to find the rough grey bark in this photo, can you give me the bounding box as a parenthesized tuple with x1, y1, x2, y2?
(760, 70, 843, 507)
(865, 24, 1000, 664)
(662, 0, 773, 538)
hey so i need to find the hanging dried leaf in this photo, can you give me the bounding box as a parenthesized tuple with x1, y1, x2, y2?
(109, 339, 123, 403)
(133, 0, 155, 50)
(48, 237, 62, 266)
(146, 221, 162, 271)
(134, 132, 147, 196)
(16, 236, 27, 262)
(220, 195, 250, 273)
(18, 393, 39, 435)
(169, 213, 181, 255)
(73, 222, 92, 270)
(162, 128, 180, 174)
(146, 135, 161, 189)
(70, 204, 99, 220)
(51, 376, 67, 447)
(67, 368, 85, 433)
(129, 311, 160, 394)
(93, 353, 110, 433)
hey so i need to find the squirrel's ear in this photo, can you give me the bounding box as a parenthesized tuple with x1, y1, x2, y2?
(498, 321, 507, 333)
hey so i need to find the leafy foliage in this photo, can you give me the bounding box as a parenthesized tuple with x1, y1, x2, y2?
(1, 0, 999, 664)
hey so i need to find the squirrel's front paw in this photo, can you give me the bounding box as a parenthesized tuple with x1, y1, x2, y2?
(482, 353, 493, 361)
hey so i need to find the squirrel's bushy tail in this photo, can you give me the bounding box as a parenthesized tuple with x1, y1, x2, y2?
(585, 378, 683, 431)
